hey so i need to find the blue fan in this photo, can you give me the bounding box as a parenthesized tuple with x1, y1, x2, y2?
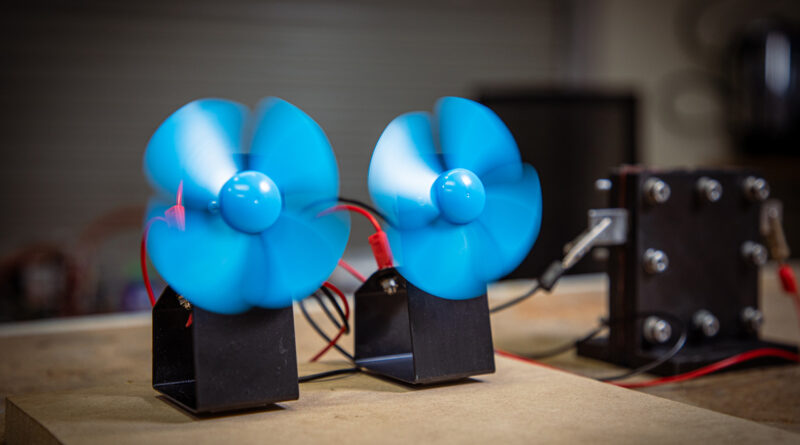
(143, 97, 350, 314)
(368, 97, 542, 300)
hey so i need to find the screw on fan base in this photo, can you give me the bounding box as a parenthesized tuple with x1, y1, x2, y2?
(432, 168, 486, 225)
(219, 170, 282, 234)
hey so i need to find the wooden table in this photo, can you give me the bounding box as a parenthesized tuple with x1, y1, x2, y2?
(490, 272, 800, 433)
(1, 269, 799, 443)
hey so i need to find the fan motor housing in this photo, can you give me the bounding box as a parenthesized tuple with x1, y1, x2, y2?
(354, 267, 495, 384)
(152, 287, 299, 413)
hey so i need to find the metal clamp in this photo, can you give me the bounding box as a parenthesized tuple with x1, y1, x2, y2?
(761, 199, 790, 262)
(562, 208, 628, 270)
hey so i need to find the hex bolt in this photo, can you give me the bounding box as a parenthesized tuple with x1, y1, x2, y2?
(692, 309, 720, 338)
(696, 177, 722, 202)
(381, 277, 399, 295)
(741, 306, 764, 332)
(644, 177, 671, 204)
(743, 176, 770, 202)
(643, 316, 673, 344)
(741, 241, 768, 266)
(643, 248, 669, 274)
(595, 178, 612, 192)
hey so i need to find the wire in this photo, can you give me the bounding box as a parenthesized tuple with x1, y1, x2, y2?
(316, 286, 350, 334)
(140, 215, 194, 328)
(338, 259, 367, 283)
(323, 204, 382, 232)
(337, 197, 390, 224)
(140, 216, 167, 307)
(322, 203, 394, 268)
(613, 348, 800, 389)
(494, 349, 569, 373)
(490, 216, 612, 314)
(298, 367, 361, 383)
(490, 280, 542, 313)
(495, 316, 796, 389)
(322, 203, 393, 269)
(777, 263, 800, 332)
(524, 324, 608, 360)
(312, 292, 344, 332)
(310, 282, 351, 362)
(298, 295, 354, 362)
(496, 312, 688, 383)
(320, 285, 349, 333)
(598, 321, 688, 381)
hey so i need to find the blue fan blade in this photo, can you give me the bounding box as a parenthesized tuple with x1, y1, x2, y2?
(144, 196, 172, 222)
(146, 207, 254, 314)
(368, 112, 443, 229)
(240, 204, 350, 308)
(435, 97, 522, 182)
(390, 219, 488, 300)
(248, 97, 339, 210)
(144, 99, 247, 210)
(474, 164, 543, 281)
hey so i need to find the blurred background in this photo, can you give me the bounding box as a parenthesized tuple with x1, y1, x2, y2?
(1, 0, 799, 321)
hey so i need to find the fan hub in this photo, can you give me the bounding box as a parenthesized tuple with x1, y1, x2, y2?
(433, 168, 486, 224)
(219, 171, 282, 233)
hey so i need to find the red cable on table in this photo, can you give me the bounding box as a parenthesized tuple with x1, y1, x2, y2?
(494, 348, 800, 388)
(613, 348, 800, 388)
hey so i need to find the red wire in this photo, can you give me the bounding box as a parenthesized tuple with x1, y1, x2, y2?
(321, 204, 382, 232)
(495, 348, 799, 388)
(140, 216, 167, 307)
(338, 259, 367, 283)
(495, 349, 568, 373)
(141, 184, 189, 323)
(310, 281, 350, 362)
(778, 263, 800, 331)
(322, 203, 393, 269)
(613, 348, 800, 388)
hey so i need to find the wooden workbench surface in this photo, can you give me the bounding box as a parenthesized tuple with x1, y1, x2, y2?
(1, 271, 799, 443)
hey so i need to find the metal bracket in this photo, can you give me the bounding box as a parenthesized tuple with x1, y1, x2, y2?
(562, 208, 628, 270)
(588, 208, 628, 246)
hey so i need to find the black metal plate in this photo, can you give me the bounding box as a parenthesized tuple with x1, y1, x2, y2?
(355, 268, 495, 385)
(153, 287, 299, 413)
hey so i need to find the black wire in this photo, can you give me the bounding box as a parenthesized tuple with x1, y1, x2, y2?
(504, 310, 689, 381)
(337, 196, 392, 226)
(524, 324, 608, 360)
(298, 367, 360, 383)
(489, 280, 542, 313)
(598, 314, 689, 382)
(320, 285, 349, 334)
(298, 296, 354, 362)
(312, 292, 344, 333)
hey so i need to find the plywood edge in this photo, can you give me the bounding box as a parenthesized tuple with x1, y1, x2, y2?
(5, 397, 61, 445)
(5, 356, 800, 444)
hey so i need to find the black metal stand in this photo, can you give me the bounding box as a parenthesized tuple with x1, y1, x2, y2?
(152, 287, 299, 414)
(354, 268, 495, 385)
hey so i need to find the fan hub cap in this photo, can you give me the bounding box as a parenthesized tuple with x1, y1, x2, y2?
(433, 168, 485, 224)
(219, 171, 282, 233)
